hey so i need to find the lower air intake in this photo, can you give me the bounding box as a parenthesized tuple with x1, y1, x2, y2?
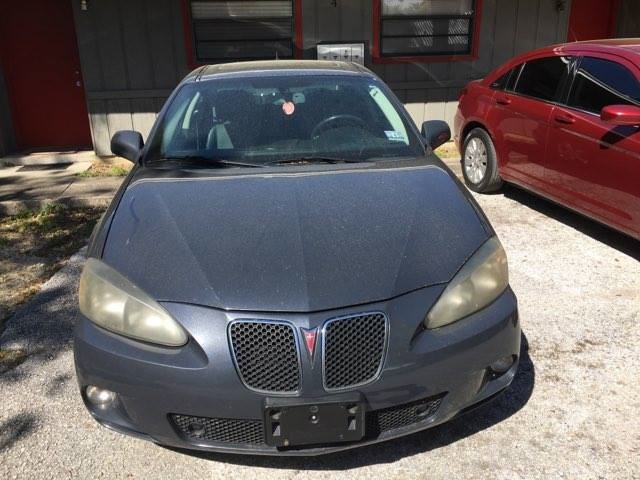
(170, 414, 265, 445)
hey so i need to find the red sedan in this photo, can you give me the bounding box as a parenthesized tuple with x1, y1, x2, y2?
(454, 39, 640, 240)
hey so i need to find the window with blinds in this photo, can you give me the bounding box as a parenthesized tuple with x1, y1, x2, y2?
(189, 1, 295, 62)
(380, 0, 477, 57)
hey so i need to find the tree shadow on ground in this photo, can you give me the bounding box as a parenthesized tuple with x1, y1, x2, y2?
(168, 332, 534, 470)
(0, 252, 84, 383)
(0, 412, 39, 452)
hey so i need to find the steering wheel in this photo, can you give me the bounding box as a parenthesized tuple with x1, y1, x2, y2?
(310, 114, 368, 139)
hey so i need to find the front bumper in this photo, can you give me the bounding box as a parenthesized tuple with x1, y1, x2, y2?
(74, 286, 520, 456)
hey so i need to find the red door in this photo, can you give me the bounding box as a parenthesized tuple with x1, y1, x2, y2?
(567, 0, 620, 42)
(0, 1, 91, 151)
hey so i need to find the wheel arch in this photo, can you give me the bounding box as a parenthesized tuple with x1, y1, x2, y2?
(461, 121, 505, 169)
(461, 121, 492, 145)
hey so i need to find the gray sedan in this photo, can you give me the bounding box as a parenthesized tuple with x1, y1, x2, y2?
(74, 60, 520, 456)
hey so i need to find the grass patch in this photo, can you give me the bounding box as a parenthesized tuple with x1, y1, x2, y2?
(78, 164, 131, 177)
(0, 204, 104, 329)
(434, 142, 460, 160)
(0, 348, 27, 374)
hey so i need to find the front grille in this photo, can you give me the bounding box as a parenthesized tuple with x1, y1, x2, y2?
(170, 414, 265, 445)
(229, 320, 301, 393)
(367, 395, 443, 435)
(323, 313, 388, 390)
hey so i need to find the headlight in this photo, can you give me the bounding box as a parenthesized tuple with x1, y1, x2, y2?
(425, 237, 508, 329)
(78, 258, 187, 346)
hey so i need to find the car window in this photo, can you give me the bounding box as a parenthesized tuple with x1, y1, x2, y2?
(146, 75, 424, 164)
(490, 65, 520, 91)
(505, 64, 522, 92)
(514, 56, 571, 102)
(567, 56, 640, 114)
(490, 71, 510, 90)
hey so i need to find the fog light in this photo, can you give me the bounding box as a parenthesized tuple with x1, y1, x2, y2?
(85, 386, 117, 407)
(490, 355, 514, 374)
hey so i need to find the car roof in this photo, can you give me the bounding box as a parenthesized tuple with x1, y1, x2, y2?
(514, 38, 640, 61)
(184, 60, 374, 82)
(485, 38, 640, 82)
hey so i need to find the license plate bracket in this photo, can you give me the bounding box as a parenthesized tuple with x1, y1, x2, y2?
(264, 402, 365, 447)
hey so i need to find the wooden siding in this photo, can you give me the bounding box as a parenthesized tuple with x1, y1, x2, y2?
(72, 0, 571, 155)
(617, 0, 640, 37)
(71, 0, 189, 155)
(303, 0, 571, 129)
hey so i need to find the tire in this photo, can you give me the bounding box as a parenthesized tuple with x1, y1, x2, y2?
(461, 127, 503, 193)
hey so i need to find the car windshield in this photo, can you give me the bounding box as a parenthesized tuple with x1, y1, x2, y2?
(144, 74, 425, 165)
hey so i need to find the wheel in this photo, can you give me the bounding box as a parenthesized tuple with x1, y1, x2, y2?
(461, 128, 503, 193)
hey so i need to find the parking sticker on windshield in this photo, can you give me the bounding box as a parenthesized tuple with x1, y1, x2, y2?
(385, 130, 406, 142)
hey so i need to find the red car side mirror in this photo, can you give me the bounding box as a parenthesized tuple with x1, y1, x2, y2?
(600, 105, 640, 126)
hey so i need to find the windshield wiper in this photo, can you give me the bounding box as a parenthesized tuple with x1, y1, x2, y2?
(266, 156, 363, 166)
(157, 156, 264, 168)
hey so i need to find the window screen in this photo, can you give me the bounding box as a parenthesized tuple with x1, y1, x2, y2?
(568, 57, 640, 114)
(189, 1, 294, 62)
(514, 56, 571, 102)
(380, 0, 477, 57)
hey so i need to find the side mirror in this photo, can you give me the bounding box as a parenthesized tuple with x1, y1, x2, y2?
(421, 120, 451, 149)
(601, 105, 640, 126)
(110, 130, 144, 162)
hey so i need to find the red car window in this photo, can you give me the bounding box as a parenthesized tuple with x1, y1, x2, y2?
(568, 57, 640, 114)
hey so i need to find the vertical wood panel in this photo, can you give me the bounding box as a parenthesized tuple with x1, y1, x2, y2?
(424, 89, 447, 122)
(514, 0, 539, 55)
(146, 0, 180, 88)
(71, 1, 104, 92)
(119, 0, 153, 90)
(87, 100, 110, 155)
(105, 99, 134, 139)
(131, 99, 158, 140)
(472, 0, 497, 74)
(491, 0, 519, 67)
(617, 0, 640, 36)
(93, 0, 128, 90)
(405, 89, 427, 127)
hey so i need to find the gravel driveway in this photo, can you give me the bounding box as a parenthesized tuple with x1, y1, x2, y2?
(1, 165, 639, 479)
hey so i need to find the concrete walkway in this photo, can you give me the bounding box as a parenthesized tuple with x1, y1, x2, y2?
(0, 151, 125, 215)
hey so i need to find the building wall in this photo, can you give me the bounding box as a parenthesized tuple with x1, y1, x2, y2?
(617, 0, 640, 37)
(73, 0, 571, 156)
(71, 0, 189, 156)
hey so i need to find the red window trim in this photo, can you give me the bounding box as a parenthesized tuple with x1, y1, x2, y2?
(371, 0, 483, 64)
(180, 0, 303, 70)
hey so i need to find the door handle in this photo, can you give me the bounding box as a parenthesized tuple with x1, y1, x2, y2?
(496, 96, 511, 105)
(554, 113, 575, 125)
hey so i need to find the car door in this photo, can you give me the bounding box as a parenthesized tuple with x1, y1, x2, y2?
(486, 56, 572, 190)
(546, 55, 640, 237)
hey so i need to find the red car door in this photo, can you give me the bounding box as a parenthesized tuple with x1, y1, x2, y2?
(487, 56, 572, 191)
(545, 55, 640, 238)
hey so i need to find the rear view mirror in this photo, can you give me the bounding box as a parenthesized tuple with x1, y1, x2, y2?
(421, 120, 451, 149)
(111, 130, 144, 162)
(600, 105, 640, 126)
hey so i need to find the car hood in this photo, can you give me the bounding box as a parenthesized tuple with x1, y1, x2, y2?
(102, 164, 490, 312)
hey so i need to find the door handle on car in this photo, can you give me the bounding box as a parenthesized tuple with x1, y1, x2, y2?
(496, 96, 511, 105)
(554, 113, 576, 125)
